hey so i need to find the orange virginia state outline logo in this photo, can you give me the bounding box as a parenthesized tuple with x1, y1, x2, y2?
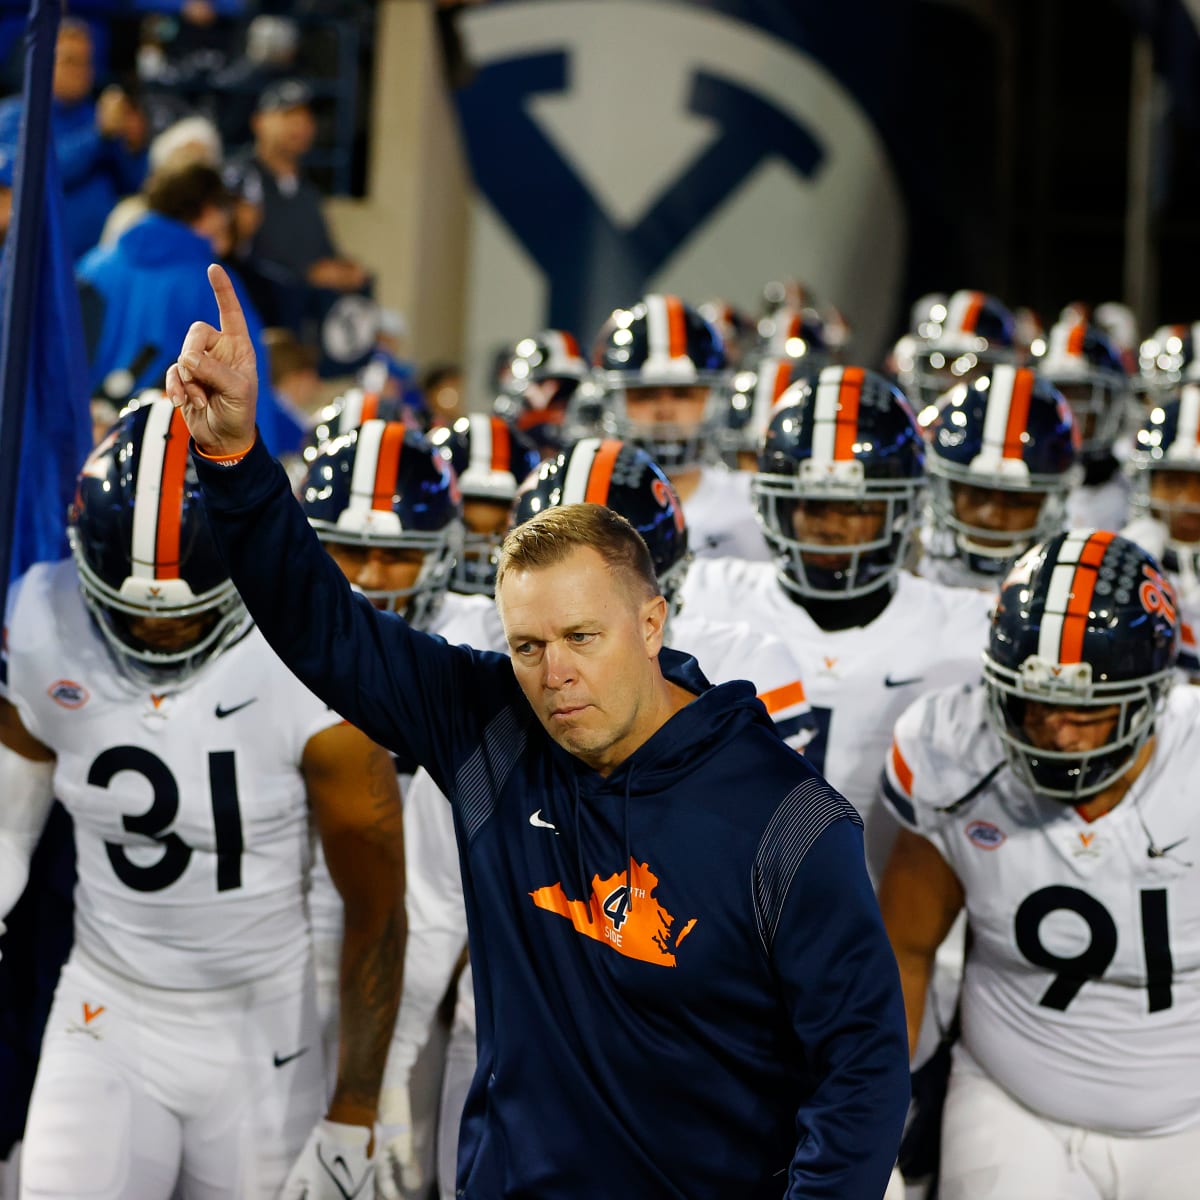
(530, 858, 697, 967)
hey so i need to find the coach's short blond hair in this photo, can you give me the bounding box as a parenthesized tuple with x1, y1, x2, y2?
(496, 503, 659, 602)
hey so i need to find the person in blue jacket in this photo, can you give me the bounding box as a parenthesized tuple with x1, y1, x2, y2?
(167, 264, 910, 1200)
(0, 18, 147, 261)
(77, 163, 302, 455)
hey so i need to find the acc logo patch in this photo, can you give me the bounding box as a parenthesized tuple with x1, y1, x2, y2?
(48, 679, 90, 709)
(965, 820, 1006, 850)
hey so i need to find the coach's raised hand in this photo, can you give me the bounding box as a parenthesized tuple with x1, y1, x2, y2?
(167, 263, 258, 456)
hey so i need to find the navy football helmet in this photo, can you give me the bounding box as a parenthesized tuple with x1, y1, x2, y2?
(923, 365, 1080, 578)
(1135, 322, 1200, 406)
(698, 299, 756, 367)
(492, 329, 593, 457)
(69, 393, 249, 685)
(722, 354, 807, 465)
(754, 365, 925, 600)
(430, 414, 540, 596)
(754, 305, 833, 371)
(1038, 318, 1129, 463)
(510, 438, 691, 617)
(1128, 386, 1200, 550)
(301, 386, 417, 468)
(592, 294, 728, 471)
(984, 531, 1178, 803)
(903, 289, 1019, 410)
(299, 419, 462, 627)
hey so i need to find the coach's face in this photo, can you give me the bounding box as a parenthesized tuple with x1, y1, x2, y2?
(497, 545, 667, 775)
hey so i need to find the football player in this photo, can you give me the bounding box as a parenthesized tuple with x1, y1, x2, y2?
(376, 436, 814, 1199)
(879, 531, 1200, 1198)
(0, 396, 404, 1199)
(1124, 386, 1200, 679)
(682, 365, 994, 881)
(430, 414, 541, 596)
(919, 364, 1081, 592)
(898, 289, 1019, 413)
(490, 330, 594, 460)
(592, 294, 770, 560)
(1038, 316, 1132, 531)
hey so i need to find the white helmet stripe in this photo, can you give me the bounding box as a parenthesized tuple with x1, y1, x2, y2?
(347, 419, 386, 515)
(1036, 529, 1093, 662)
(129, 398, 176, 579)
(644, 295, 671, 364)
(945, 290, 982, 337)
(561, 437, 602, 504)
(1170, 383, 1200, 459)
(810, 366, 844, 464)
(468, 414, 495, 475)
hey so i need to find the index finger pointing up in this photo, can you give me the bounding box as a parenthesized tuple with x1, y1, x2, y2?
(207, 262, 250, 338)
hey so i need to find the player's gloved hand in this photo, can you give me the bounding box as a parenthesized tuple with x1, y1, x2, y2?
(280, 1118, 373, 1199)
(373, 1119, 421, 1200)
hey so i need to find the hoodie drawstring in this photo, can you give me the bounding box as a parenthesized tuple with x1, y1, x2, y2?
(623, 770, 634, 921)
(572, 769, 636, 926)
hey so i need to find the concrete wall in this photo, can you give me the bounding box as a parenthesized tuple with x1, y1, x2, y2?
(323, 0, 471, 374)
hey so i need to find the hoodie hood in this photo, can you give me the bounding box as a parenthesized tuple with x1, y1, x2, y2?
(117, 213, 213, 268)
(541, 646, 777, 924)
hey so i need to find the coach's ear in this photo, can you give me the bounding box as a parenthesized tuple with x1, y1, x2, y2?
(640, 592, 669, 659)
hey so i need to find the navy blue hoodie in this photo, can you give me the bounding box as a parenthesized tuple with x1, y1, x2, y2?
(195, 438, 909, 1199)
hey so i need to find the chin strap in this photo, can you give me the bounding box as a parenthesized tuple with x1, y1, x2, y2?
(0, 739, 56, 927)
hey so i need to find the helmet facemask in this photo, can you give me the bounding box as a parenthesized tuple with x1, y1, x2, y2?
(982, 653, 1172, 804)
(754, 462, 922, 600)
(70, 527, 249, 687)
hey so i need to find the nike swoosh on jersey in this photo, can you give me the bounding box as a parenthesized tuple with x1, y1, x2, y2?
(272, 1047, 309, 1068)
(884, 675, 924, 688)
(215, 698, 257, 719)
(529, 809, 558, 833)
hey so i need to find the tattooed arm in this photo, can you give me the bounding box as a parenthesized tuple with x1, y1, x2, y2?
(303, 721, 407, 1130)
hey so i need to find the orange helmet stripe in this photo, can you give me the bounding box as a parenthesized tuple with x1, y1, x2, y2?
(1059, 530, 1116, 663)
(371, 423, 406, 511)
(153, 407, 191, 580)
(833, 366, 865, 461)
(584, 439, 623, 504)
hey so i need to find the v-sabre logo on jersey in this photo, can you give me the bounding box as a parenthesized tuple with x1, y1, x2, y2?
(47, 679, 89, 708)
(531, 858, 698, 967)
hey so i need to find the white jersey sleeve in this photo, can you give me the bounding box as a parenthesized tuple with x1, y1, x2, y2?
(668, 611, 811, 748)
(884, 682, 1200, 1136)
(5, 558, 341, 990)
(683, 559, 993, 880)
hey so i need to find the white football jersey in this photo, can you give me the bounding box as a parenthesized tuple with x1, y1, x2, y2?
(1066, 472, 1131, 533)
(883, 683, 1200, 1135)
(682, 560, 994, 878)
(682, 465, 771, 561)
(1, 559, 341, 990)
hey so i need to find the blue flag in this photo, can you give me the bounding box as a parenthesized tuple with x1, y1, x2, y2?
(0, 0, 92, 619)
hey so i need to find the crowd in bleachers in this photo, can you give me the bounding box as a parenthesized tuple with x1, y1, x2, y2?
(3, 9, 1200, 1200)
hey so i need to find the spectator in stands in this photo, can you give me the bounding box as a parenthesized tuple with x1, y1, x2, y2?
(225, 79, 367, 307)
(99, 114, 223, 246)
(264, 325, 323, 429)
(0, 18, 147, 260)
(77, 162, 300, 454)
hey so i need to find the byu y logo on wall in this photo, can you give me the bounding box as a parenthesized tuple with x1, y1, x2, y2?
(456, 0, 906, 388)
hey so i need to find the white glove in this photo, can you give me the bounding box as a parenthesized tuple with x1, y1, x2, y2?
(280, 1119, 373, 1200)
(373, 1119, 422, 1200)
(884, 1164, 906, 1200)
